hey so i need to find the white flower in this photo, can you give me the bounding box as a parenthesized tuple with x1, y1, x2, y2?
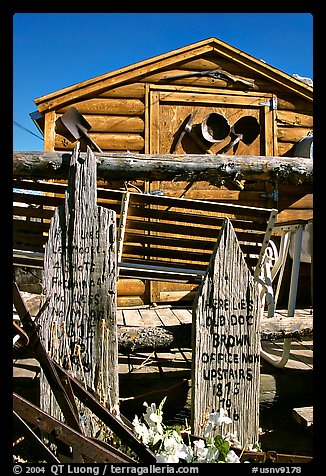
(156, 454, 179, 463)
(225, 450, 241, 463)
(210, 408, 233, 426)
(224, 430, 242, 449)
(193, 439, 209, 461)
(163, 435, 181, 453)
(176, 443, 193, 462)
(132, 415, 150, 445)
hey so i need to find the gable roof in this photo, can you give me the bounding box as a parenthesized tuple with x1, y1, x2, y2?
(34, 37, 313, 113)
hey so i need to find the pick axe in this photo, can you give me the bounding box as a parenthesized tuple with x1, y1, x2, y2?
(170, 110, 213, 154)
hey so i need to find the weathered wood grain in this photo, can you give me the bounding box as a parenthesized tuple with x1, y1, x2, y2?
(191, 218, 260, 445)
(13, 151, 313, 185)
(39, 145, 119, 434)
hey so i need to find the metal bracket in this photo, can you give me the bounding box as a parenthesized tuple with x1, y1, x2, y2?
(260, 97, 278, 110)
(261, 189, 279, 202)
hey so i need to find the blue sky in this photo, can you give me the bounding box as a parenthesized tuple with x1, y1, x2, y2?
(13, 12, 313, 151)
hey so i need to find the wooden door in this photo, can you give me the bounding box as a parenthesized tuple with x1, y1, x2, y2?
(148, 87, 277, 303)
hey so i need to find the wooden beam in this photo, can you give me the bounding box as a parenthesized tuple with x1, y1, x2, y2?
(13, 151, 313, 185)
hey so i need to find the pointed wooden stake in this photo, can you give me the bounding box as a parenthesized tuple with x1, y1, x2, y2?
(40, 144, 119, 435)
(191, 218, 261, 446)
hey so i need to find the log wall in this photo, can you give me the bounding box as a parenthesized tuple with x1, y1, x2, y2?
(36, 49, 312, 305)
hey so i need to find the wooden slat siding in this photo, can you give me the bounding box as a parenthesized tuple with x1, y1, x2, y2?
(34, 38, 312, 114)
(174, 55, 308, 98)
(122, 245, 210, 263)
(277, 95, 313, 114)
(13, 207, 54, 220)
(13, 182, 274, 223)
(120, 257, 207, 272)
(127, 205, 270, 228)
(13, 180, 274, 225)
(124, 232, 264, 253)
(128, 193, 273, 220)
(126, 217, 267, 235)
(277, 127, 312, 143)
(13, 182, 275, 271)
(13, 219, 49, 233)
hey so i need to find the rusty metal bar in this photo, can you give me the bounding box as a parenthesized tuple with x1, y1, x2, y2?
(238, 449, 312, 463)
(54, 362, 156, 463)
(13, 283, 83, 435)
(13, 410, 60, 463)
(13, 393, 135, 463)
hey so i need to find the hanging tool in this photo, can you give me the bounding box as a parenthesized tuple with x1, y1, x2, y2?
(170, 109, 211, 154)
(56, 107, 103, 153)
(218, 115, 260, 154)
(170, 110, 244, 193)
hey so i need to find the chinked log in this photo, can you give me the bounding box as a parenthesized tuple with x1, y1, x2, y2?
(13, 151, 313, 185)
(117, 316, 313, 353)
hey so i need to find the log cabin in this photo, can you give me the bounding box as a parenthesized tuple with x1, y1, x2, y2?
(16, 37, 313, 307)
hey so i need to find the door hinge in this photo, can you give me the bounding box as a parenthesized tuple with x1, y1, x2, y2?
(261, 189, 279, 202)
(260, 97, 277, 110)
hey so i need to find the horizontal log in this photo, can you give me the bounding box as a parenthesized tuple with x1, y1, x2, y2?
(57, 98, 145, 115)
(276, 110, 313, 128)
(56, 114, 145, 133)
(55, 133, 145, 151)
(117, 316, 313, 352)
(277, 126, 312, 143)
(277, 96, 313, 114)
(13, 152, 313, 185)
(98, 83, 146, 99)
(13, 292, 313, 352)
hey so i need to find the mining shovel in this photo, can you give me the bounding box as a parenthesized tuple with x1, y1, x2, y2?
(56, 107, 103, 152)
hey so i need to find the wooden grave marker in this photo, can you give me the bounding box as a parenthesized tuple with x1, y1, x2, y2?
(39, 144, 119, 435)
(191, 218, 261, 446)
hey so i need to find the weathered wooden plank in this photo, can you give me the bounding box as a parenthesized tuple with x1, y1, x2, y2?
(44, 110, 56, 152)
(191, 218, 261, 445)
(39, 145, 119, 435)
(123, 309, 142, 326)
(293, 406, 313, 432)
(13, 151, 313, 185)
(171, 308, 192, 324)
(154, 308, 180, 326)
(139, 308, 163, 327)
